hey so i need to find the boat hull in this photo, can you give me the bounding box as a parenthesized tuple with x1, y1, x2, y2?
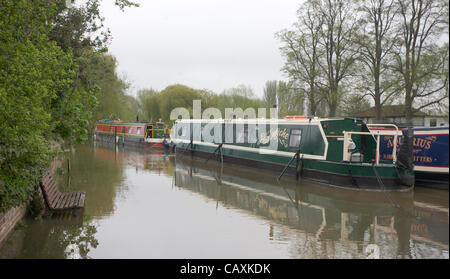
(95, 132, 168, 149)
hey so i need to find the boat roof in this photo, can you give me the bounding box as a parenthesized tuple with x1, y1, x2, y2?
(370, 125, 449, 131)
(174, 117, 354, 124)
(97, 121, 164, 125)
(410, 126, 449, 131)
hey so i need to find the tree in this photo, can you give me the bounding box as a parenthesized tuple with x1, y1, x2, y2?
(140, 88, 161, 122)
(0, 0, 139, 212)
(221, 84, 256, 99)
(355, 0, 400, 121)
(0, 0, 75, 211)
(317, 0, 360, 117)
(277, 81, 304, 117)
(49, 0, 139, 57)
(85, 53, 134, 123)
(263, 80, 278, 108)
(263, 80, 304, 117)
(198, 89, 220, 109)
(158, 84, 201, 123)
(277, 0, 324, 116)
(49, 0, 140, 127)
(340, 93, 371, 116)
(393, 0, 448, 124)
(218, 85, 265, 118)
(277, 0, 360, 117)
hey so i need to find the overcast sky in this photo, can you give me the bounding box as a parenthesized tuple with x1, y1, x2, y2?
(99, 0, 303, 98)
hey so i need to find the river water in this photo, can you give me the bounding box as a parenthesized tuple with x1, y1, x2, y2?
(0, 142, 448, 259)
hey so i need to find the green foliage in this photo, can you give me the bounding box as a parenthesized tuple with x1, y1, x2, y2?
(263, 81, 278, 108)
(159, 84, 201, 122)
(50, 0, 110, 56)
(135, 84, 267, 125)
(0, 0, 139, 212)
(49, 0, 139, 56)
(28, 191, 44, 217)
(48, 0, 140, 127)
(0, 0, 71, 212)
(218, 85, 265, 113)
(14, 220, 27, 231)
(81, 52, 135, 124)
(277, 81, 304, 117)
(340, 93, 371, 117)
(262, 80, 304, 117)
(140, 89, 161, 122)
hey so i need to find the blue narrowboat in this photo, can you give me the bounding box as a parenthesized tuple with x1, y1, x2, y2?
(370, 126, 449, 187)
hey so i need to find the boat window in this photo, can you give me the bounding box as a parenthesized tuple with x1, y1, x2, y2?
(430, 119, 437, 127)
(136, 127, 142, 135)
(122, 126, 126, 133)
(180, 126, 187, 137)
(110, 126, 113, 132)
(236, 130, 243, 143)
(199, 126, 213, 138)
(289, 129, 302, 148)
(146, 126, 153, 138)
(244, 126, 248, 144)
(128, 127, 133, 134)
(236, 125, 248, 144)
(235, 125, 250, 144)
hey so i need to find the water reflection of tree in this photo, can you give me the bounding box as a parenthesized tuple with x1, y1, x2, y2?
(4, 214, 98, 259)
(60, 223, 99, 259)
(40, 222, 99, 259)
(64, 144, 127, 217)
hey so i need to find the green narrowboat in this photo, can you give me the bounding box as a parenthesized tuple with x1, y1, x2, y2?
(171, 117, 415, 191)
(95, 120, 170, 147)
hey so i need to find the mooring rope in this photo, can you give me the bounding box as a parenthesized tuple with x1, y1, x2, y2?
(372, 162, 401, 209)
(371, 162, 419, 221)
(178, 140, 193, 156)
(205, 143, 223, 164)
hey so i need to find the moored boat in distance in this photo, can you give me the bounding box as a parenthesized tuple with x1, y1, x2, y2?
(171, 117, 415, 191)
(370, 126, 449, 188)
(94, 120, 170, 148)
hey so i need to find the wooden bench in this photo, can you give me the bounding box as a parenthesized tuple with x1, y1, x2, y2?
(39, 172, 86, 216)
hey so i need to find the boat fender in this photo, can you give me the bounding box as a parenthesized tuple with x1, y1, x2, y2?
(347, 138, 356, 150)
(396, 128, 414, 170)
(171, 143, 176, 153)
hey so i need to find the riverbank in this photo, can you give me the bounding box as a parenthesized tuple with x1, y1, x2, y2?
(0, 143, 64, 248)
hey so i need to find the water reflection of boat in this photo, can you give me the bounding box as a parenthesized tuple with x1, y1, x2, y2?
(92, 141, 172, 175)
(173, 157, 448, 257)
